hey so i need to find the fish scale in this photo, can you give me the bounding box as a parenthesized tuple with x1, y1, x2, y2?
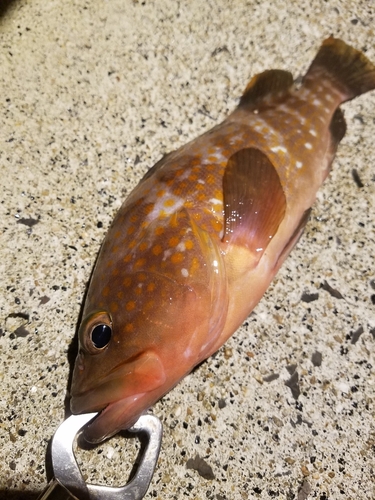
(70, 37, 375, 443)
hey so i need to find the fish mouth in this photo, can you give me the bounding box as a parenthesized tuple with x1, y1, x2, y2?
(70, 350, 166, 443)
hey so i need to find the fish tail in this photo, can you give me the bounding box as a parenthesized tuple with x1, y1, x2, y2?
(303, 37, 375, 102)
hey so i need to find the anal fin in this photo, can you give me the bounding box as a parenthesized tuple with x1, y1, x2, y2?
(223, 148, 286, 259)
(275, 208, 312, 269)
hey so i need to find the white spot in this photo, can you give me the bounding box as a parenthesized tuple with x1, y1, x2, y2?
(198, 179, 205, 184)
(30, 386, 38, 394)
(325, 94, 334, 102)
(309, 129, 317, 137)
(181, 268, 189, 277)
(177, 242, 186, 252)
(256, 247, 263, 252)
(270, 145, 287, 154)
(253, 109, 259, 114)
(312, 98, 322, 106)
(162, 249, 172, 261)
(304, 142, 313, 150)
(209, 198, 222, 205)
(296, 161, 303, 169)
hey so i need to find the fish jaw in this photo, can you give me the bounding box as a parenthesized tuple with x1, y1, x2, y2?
(70, 349, 167, 442)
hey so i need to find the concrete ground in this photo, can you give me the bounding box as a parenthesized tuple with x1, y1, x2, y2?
(0, 1, 374, 499)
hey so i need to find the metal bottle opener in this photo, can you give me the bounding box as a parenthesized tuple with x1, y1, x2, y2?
(37, 413, 163, 500)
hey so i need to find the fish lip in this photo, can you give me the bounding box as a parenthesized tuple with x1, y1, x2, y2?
(81, 392, 148, 443)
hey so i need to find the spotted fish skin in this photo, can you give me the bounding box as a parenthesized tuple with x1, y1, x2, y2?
(71, 38, 375, 442)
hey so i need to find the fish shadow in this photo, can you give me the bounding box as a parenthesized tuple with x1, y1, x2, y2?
(0, 492, 39, 500)
(0, 0, 20, 18)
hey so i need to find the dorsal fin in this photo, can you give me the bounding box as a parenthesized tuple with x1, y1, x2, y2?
(223, 148, 286, 259)
(239, 69, 294, 108)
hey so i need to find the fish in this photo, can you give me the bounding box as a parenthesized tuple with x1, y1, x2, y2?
(70, 37, 375, 443)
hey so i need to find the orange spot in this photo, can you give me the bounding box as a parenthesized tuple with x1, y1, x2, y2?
(175, 168, 184, 177)
(110, 302, 119, 313)
(124, 254, 132, 263)
(156, 189, 165, 198)
(147, 282, 156, 292)
(170, 214, 179, 228)
(127, 226, 135, 236)
(123, 277, 132, 287)
(138, 273, 147, 281)
(173, 186, 183, 196)
(114, 230, 121, 239)
(155, 227, 164, 236)
(144, 300, 154, 310)
(169, 236, 179, 247)
(188, 174, 198, 181)
(197, 192, 206, 202)
(102, 286, 110, 297)
(208, 147, 216, 154)
(208, 155, 217, 162)
(143, 203, 154, 215)
(128, 240, 137, 249)
(135, 258, 146, 268)
(207, 174, 216, 184)
(130, 214, 138, 223)
(135, 286, 142, 295)
(126, 301, 136, 311)
(211, 219, 223, 232)
(152, 244, 162, 255)
(125, 323, 134, 333)
(171, 252, 184, 264)
(185, 239, 194, 250)
(112, 268, 119, 276)
(163, 198, 175, 208)
(220, 160, 227, 167)
(190, 257, 200, 274)
(139, 241, 148, 252)
(117, 291, 124, 300)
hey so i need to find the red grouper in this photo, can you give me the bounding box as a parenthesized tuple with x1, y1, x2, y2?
(70, 38, 375, 443)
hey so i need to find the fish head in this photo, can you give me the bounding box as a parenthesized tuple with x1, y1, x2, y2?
(70, 268, 213, 442)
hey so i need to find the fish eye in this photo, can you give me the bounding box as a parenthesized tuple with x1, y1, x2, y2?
(91, 324, 112, 349)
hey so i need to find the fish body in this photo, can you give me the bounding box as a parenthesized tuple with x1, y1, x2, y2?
(71, 38, 375, 442)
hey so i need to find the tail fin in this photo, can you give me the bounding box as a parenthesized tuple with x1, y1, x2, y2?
(303, 37, 375, 102)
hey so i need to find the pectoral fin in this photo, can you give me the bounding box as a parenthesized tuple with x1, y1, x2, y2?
(223, 148, 286, 258)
